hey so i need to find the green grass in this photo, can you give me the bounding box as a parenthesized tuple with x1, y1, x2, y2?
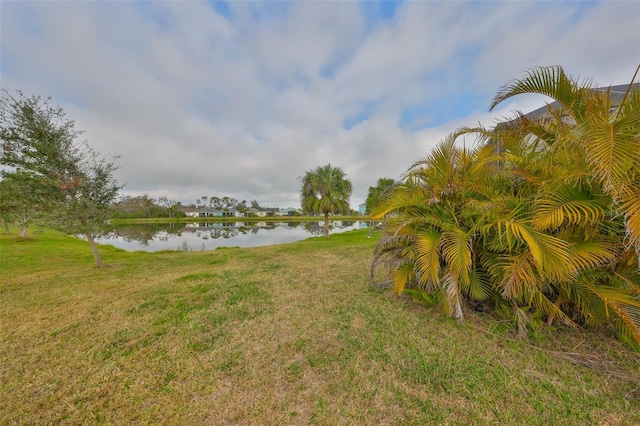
(1, 228, 639, 425)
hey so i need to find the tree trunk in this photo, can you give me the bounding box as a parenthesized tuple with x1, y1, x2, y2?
(19, 213, 27, 237)
(323, 212, 329, 237)
(3, 218, 10, 234)
(86, 234, 104, 267)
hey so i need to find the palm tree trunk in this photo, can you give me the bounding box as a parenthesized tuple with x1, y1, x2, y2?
(324, 212, 329, 237)
(86, 234, 103, 267)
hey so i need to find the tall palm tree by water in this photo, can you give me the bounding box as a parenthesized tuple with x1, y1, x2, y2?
(300, 164, 352, 237)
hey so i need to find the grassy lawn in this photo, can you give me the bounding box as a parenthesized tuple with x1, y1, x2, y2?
(1, 228, 639, 425)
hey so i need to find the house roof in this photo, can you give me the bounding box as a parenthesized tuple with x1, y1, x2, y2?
(521, 82, 639, 121)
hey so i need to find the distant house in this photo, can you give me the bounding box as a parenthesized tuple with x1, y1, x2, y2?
(358, 203, 366, 215)
(180, 207, 200, 218)
(223, 209, 243, 217)
(263, 208, 278, 217)
(282, 208, 301, 216)
(180, 206, 303, 218)
(494, 82, 639, 154)
(190, 208, 221, 217)
(178, 208, 242, 218)
(521, 83, 639, 122)
(248, 208, 267, 217)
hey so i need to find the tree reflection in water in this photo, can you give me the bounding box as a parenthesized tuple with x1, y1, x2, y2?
(104, 222, 184, 245)
(98, 221, 373, 251)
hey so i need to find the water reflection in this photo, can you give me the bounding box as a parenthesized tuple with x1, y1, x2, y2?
(98, 220, 370, 252)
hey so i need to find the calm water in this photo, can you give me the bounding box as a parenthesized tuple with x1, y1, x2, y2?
(97, 220, 373, 252)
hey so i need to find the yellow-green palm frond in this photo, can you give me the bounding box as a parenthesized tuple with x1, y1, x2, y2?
(490, 66, 589, 121)
(569, 240, 619, 272)
(488, 252, 573, 326)
(467, 143, 502, 178)
(533, 187, 607, 231)
(616, 80, 640, 119)
(526, 288, 574, 327)
(404, 137, 460, 195)
(563, 275, 607, 327)
(371, 183, 435, 219)
(621, 178, 640, 252)
(583, 282, 640, 344)
(453, 124, 493, 142)
(413, 231, 442, 286)
(580, 109, 640, 194)
(392, 262, 415, 295)
(406, 135, 458, 176)
(507, 112, 567, 148)
(485, 219, 573, 281)
(617, 182, 640, 251)
(485, 252, 538, 299)
(613, 248, 640, 278)
(440, 228, 474, 286)
(466, 268, 492, 301)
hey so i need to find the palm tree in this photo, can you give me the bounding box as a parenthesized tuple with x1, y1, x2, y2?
(490, 65, 640, 256)
(371, 136, 503, 321)
(300, 164, 352, 237)
(371, 66, 640, 343)
(487, 65, 640, 342)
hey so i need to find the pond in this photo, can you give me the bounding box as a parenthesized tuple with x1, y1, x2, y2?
(96, 220, 375, 252)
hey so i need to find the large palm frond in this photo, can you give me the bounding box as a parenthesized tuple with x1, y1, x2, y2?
(533, 186, 607, 231)
(490, 65, 591, 121)
(482, 251, 573, 326)
(584, 281, 640, 344)
(413, 230, 442, 287)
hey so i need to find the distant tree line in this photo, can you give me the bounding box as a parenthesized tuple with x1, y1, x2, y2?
(110, 195, 185, 219)
(110, 195, 271, 219)
(193, 196, 250, 211)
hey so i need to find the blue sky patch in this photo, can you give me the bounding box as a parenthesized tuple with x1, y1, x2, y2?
(57, 95, 88, 111)
(360, 0, 404, 33)
(208, 0, 232, 20)
(379, 0, 403, 20)
(399, 91, 489, 130)
(252, 133, 266, 144)
(250, 2, 289, 22)
(136, 1, 174, 32)
(319, 50, 355, 79)
(7, 2, 43, 38)
(1, 51, 13, 76)
(343, 102, 375, 130)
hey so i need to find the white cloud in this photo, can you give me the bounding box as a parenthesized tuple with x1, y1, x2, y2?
(2, 0, 638, 208)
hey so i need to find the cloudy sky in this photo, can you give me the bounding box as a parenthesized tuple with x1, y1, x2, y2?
(2, 1, 639, 208)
